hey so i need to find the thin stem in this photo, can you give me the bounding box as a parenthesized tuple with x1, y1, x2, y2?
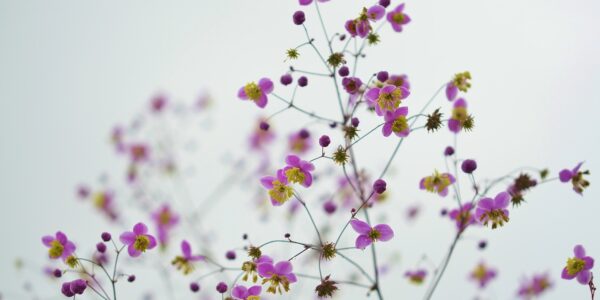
(271, 93, 340, 124)
(346, 123, 385, 149)
(294, 193, 323, 246)
(337, 252, 375, 283)
(422, 232, 462, 300)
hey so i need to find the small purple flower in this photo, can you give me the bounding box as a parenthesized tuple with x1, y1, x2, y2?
(238, 78, 274, 109)
(261, 169, 294, 206)
(367, 5, 386, 21)
(232, 285, 262, 300)
(419, 171, 455, 197)
(448, 203, 476, 231)
(283, 155, 315, 187)
(345, 18, 370, 38)
(386, 74, 410, 90)
(350, 219, 394, 249)
(119, 222, 157, 257)
(61, 279, 87, 297)
(559, 162, 590, 195)
(475, 192, 510, 229)
(257, 259, 298, 294)
(382, 107, 410, 137)
(42, 231, 76, 262)
(342, 77, 363, 95)
(405, 269, 427, 285)
(518, 273, 552, 298)
(448, 98, 469, 133)
(289, 129, 313, 154)
(470, 262, 497, 289)
(366, 85, 410, 116)
(561, 245, 594, 285)
(386, 4, 411, 32)
(172, 240, 205, 274)
(151, 204, 180, 246)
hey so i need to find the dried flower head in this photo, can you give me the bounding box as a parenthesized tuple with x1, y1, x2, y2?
(315, 276, 338, 298)
(426, 108, 443, 132)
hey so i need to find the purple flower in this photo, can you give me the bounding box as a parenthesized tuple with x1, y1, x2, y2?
(119, 222, 157, 257)
(475, 192, 510, 229)
(283, 155, 315, 187)
(232, 285, 262, 300)
(405, 269, 427, 285)
(366, 85, 410, 116)
(345, 19, 371, 38)
(42, 231, 76, 261)
(470, 262, 497, 289)
(448, 203, 476, 231)
(448, 98, 469, 133)
(419, 171, 455, 197)
(261, 169, 294, 206)
(61, 279, 87, 297)
(367, 5, 386, 21)
(350, 219, 394, 249)
(382, 107, 410, 137)
(288, 129, 313, 154)
(386, 4, 411, 32)
(299, 0, 329, 5)
(257, 259, 298, 294)
(172, 240, 205, 275)
(517, 273, 552, 298)
(446, 82, 458, 101)
(561, 245, 594, 285)
(238, 78, 274, 109)
(150, 204, 179, 246)
(386, 74, 410, 90)
(342, 77, 363, 95)
(559, 162, 590, 195)
(250, 118, 275, 151)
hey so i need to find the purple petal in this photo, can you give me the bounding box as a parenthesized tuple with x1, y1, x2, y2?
(561, 267, 576, 279)
(439, 187, 449, 197)
(494, 192, 510, 208)
(285, 155, 300, 166)
(367, 5, 385, 21)
(42, 236, 54, 247)
(133, 223, 147, 235)
(559, 169, 573, 182)
(128, 244, 141, 257)
(573, 162, 584, 173)
(119, 231, 136, 245)
(355, 235, 372, 250)
(395, 106, 408, 117)
(256, 255, 273, 264)
(181, 240, 192, 257)
(287, 272, 298, 283)
(419, 178, 425, 189)
(274, 261, 293, 275)
(63, 241, 76, 255)
(374, 224, 394, 241)
(454, 98, 467, 108)
(574, 245, 586, 258)
(232, 285, 247, 298)
(257, 263, 274, 277)
(478, 198, 494, 210)
(446, 83, 457, 101)
(365, 88, 380, 102)
(350, 219, 372, 234)
(147, 235, 157, 249)
(302, 172, 313, 187)
(583, 256, 595, 270)
(577, 270, 591, 285)
(448, 119, 460, 133)
(248, 285, 262, 296)
(260, 176, 275, 189)
(299, 0, 312, 5)
(255, 94, 267, 108)
(382, 123, 392, 137)
(258, 78, 273, 94)
(237, 87, 248, 100)
(56, 231, 67, 244)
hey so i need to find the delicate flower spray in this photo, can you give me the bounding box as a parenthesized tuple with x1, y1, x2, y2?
(35, 0, 592, 299)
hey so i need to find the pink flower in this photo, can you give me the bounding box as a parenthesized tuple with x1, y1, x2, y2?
(119, 222, 157, 257)
(283, 155, 315, 187)
(470, 262, 497, 289)
(350, 219, 394, 249)
(238, 78, 274, 109)
(386, 4, 411, 32)
(561, 245, 594, 285)
(42, 231, 76, 261)
(382, 107, 409, 137)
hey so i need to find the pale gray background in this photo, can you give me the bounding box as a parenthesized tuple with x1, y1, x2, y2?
(1, 0, 600, 299)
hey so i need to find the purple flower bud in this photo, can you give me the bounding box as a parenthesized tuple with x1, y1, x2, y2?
(338, 66, 350, 77)
(70, 279, 87, 295)
(61, 282, 75, 297)
(339, 34, 347, 41)
(377, 71, 389, 82)
(379, 0, 391, 8)
(259, 121, 270, 131)
(319, 135, 331, 147)
(373, 179, 387, 194)
(96, 242, 106, 253)
(440, 208, 448, 216)
(127, 275, 136, 282)
(444, 146, 455, 156)
(478, 240, 487, 250)
(216, 282, 228, 294)
(242, 233, 248, 240)
(298, 76, 308, 87)
(280, 74, 293, 86)
(293, 10, 306, 25)
(101, 232, 111, 242)
(351, 117, 360, 127)
(53, 269, 62, 278)
(323, 201, 337, 215)
(284, 233, 291, 238)
(461, 159, 478, 174)
(190, 282, 200, 292)
(225, 250, 236, 260)
(299, 129, 310, 139)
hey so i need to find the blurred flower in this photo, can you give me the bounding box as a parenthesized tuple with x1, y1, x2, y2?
(386, 4, 411, 32)
(42, 232, 76, 262)
(517, 273, 552, 299)
(559, 162, 590, 195)
(405, 269, 427, 285)
(419, 171, 455, 197)
(151, 204, 180, 246)
(470, 262, 497, 289)
(172, 240, 205, 275)
(448, 203, 476, 231)
(475, 192, 510, 229)
(350, 219, 394, 249)
(232, 284, 262, 300)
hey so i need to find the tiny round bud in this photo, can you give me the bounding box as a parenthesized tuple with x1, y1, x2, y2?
(319, 135, 331, 147)
(323, 201, 337, 215)
(444, 146, 455, 156)
(351, 208, 356, 213)
(293, 10, 306, 25)
(53, 269, 62, 278)
(440, 208, 448, 216)
(259, 121, 270, 131)
(339, 34, 346, 41)
(280, 74, 293, 86)
(242, 233, 248, 240)
(284, 233, 291, 238)
(101, 232, 111, 242)
(329, 122, 337, 129)
(190, 282, 200, 293)
(127, 275, 136, 282)
(216, 282, 228, 294)
(461, 159, 478, 174)
(377, 71, 389, 82)
(338, 66, 350, 77)
(225, 250, 236, 260)
(96, 242, 107, 253)
(298, 76, 308, 87)
(373, 179, 387, 194)
(351, 117, 360, 127)
(379, 0, 391, 8)
(478, 240, 487, 250)
(299, 129, 310, 139)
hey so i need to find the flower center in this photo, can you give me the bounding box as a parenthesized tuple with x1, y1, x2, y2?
(566, 257, 586, 275)
(263, 275, 291, 294)
(269, 180, 293, 204)
(480, 209, 509, 229)
(93, 193, 106, 208)
(424, 172, 451, 193)
(171, 256, 194, 275)
(377, 88, 402, 111)
(392, 13, 405, 24)
(244, 82, 262, 101)
(452, 107, 468, 123)
(285, 167, 306, 184)
(391, 116, 408, 133)
(368, 228, 381, 241)
(134, 235, 150, 252)
(49, 240, 64, 258)
(472, 265, 487, 280)
(248, 296, 261, 300)
(159, 211, 171, 225)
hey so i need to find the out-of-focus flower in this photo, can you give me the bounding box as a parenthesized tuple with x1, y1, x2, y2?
(559, 162, 590, 195)
(119, 222, 157, 257)
(42, 232, 76, 262)
(419, 171, 455, 197)
(288, 129, 312, 154)
(448, 203, 476, 231)
(250, 118, 275, 151)
(283, 155, 315, 188)
(448, 98, 473, 133)
(342, 77, 363, 95)
(151, 204, 179, 246)
(517, 273, 552, 299)
(405, 269, 427, 285)
(232, 284, 262, 300)
(238, 78, 274, 109)
(261, 169, 294, 206)
(470, 262, 497, 289)
(350, 219, 394, 249)
(61, 279, 87, 297)
(299, 0, 329, 6)
(386, 4, 411, 32)
(475, 192, 510, 229)
(446, 71, 472, 101)
(561, 245, 594, 285)
(242, 255, 272, 283)
(172, 240, 205, 275)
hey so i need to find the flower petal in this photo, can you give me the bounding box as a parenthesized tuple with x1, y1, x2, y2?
(257, 263, 274, 278)
(133, 222, 147, 235)
(577, 270, 591, 285)
(119, 231, 136, 245)
(559, 169, 573, 182)
(181, 240, 192, 257)
(350, 219, 372, 234)
(274, 261, 293, 275)
(258, 78, 274, 94)
(374, 224, 394, 241)
(574, 244, 586, 258)
(355, 235, 372, 250)
(494, 192, 510, 208)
